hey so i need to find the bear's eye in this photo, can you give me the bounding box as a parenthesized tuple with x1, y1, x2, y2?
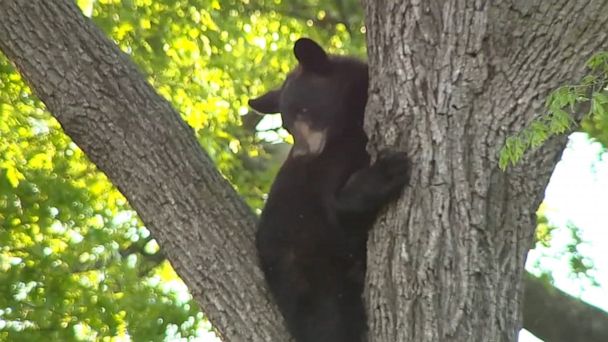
(289, 105, 308, 113)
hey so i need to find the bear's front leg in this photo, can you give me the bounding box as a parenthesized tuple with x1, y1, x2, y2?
(335, 149, 411, 218)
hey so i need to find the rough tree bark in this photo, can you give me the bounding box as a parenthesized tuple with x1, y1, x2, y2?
(1, 0, 608, 342)
(363, 1, 608, 341)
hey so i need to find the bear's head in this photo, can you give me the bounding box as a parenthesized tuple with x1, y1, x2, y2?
(249, 38, 368, 158)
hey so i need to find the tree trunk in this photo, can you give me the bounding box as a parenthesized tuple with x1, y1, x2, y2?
(1, 1, 608, 342)
(362, 1, 608, 341)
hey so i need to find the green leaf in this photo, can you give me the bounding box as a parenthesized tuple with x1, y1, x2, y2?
(500, 50, 608, 170)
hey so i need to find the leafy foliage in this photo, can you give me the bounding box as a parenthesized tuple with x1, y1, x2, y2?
(0, 60, 203, 341)
(531, 206, 598, 288)
(500, 52, 607, 292)
(500, 52, 608, 170)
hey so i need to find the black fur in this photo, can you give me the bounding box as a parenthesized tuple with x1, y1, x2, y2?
(249, 38, 411, 342)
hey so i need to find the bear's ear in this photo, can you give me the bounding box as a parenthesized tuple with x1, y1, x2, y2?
(249, 89, 281, 114)
(294, 38, 330, 73)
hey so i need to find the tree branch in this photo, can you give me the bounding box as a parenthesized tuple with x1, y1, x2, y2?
(0, 1, 288, 341)
(523, 273, 608, 342)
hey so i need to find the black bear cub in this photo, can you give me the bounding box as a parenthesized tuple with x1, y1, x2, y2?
(249, 38, 411, 342)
